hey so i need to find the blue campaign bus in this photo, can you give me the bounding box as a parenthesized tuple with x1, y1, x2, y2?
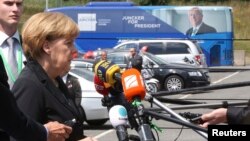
(46, 2, 233, 66)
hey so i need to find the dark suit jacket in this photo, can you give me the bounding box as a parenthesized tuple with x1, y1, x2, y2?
(227, 103, 250, 124)
(186, 22, 217, 36)
(128, 54, 143, 72)
(12, 59, 85, 141)
(65, 74, 84, 116)
(0, 57, 46, 141)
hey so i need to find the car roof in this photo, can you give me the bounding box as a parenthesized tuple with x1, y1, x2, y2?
(108, 48, 130, 53)
(72, 58, 95, 63)
(116, 39, 195, 44)
(107, 50, 201, 68)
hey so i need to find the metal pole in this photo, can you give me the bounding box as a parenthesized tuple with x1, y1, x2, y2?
(145, 94, 208, 139)
(46, 0, 48, 10)
(168, 101, 248, 110)
(153, 81, 250, 97)
(144, 110, 207, 133)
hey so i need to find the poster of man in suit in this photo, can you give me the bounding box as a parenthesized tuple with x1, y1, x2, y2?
(186, 7, 217, 36)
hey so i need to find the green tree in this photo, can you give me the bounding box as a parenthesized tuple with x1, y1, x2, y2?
(139, 0, 169, 5)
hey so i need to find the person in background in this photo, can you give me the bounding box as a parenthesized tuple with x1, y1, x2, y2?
(93, 50, 107, 71)
(0, 0, 71, 141)
(140, 46, 148, 54)
(12, 12, 97, 141)
(0, 0, 26, 89)
(139, 46, 154, 79)
(1, 56, 72, 141)
(186, 7, 217, 36)
(140, 46, 150, 66)
(99, 50, 107, 61)
(127, 47, 143, 72)
(72, 51, 78, 59)
(83, 50, 94, 59)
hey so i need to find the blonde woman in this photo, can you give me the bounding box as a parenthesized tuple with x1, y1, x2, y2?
(12, 12, 97, 141)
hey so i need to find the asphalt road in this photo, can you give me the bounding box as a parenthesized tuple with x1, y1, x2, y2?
(84, 69, 250, 141)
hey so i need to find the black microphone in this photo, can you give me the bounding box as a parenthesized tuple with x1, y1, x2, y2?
(109, 105, 129, 141)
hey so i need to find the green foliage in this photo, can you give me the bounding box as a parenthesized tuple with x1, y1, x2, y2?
(139, 0, 151, 5)
(139, 0, 169, 5)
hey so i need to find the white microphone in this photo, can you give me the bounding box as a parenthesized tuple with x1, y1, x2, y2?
(109, 105, 129, 141)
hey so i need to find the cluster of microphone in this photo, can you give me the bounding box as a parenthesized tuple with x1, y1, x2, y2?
(93, 60, 212, 140)
(93, 60, 146, 100)
(93, 60, 153, 141)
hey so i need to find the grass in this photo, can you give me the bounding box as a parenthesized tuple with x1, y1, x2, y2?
(21, 0, 250, 56)
(20, 0, 87, 28)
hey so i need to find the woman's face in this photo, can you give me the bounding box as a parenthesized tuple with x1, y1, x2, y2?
(49, 38, 76, 76)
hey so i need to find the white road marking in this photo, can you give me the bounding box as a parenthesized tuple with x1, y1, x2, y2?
(179, 94, 191, 99)
(179, 71, 240, 99)
(211, 71, 239, 84)
(94, 129, 114, 139)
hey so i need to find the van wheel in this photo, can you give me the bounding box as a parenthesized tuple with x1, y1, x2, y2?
(164, 75, 184, 91)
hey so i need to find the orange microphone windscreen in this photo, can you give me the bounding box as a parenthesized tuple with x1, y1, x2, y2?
(121, 68, 146, 102)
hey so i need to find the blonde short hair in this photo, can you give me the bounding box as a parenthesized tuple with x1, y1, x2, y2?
(21, 12, 79, 59)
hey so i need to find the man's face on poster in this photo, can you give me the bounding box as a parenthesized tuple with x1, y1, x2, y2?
(188, 9, 203, 27)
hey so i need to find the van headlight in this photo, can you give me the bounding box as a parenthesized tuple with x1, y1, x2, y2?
(188, 71, 202, 76)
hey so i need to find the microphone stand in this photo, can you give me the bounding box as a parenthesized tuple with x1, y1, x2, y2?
(156, 97, 205, 105)
(144, 99, 248, 112)
(103, 94, 130, 141)
(144, 110, 207, 133)
(145, 93, 208, 139)
(131, 97, 155, 141)
(104, 66, 206, 140)
(168, 101, 248, 110)
(153, 81, 250, 97)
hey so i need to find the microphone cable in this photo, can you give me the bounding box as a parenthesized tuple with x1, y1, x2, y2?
(174, 125, 184, 141)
